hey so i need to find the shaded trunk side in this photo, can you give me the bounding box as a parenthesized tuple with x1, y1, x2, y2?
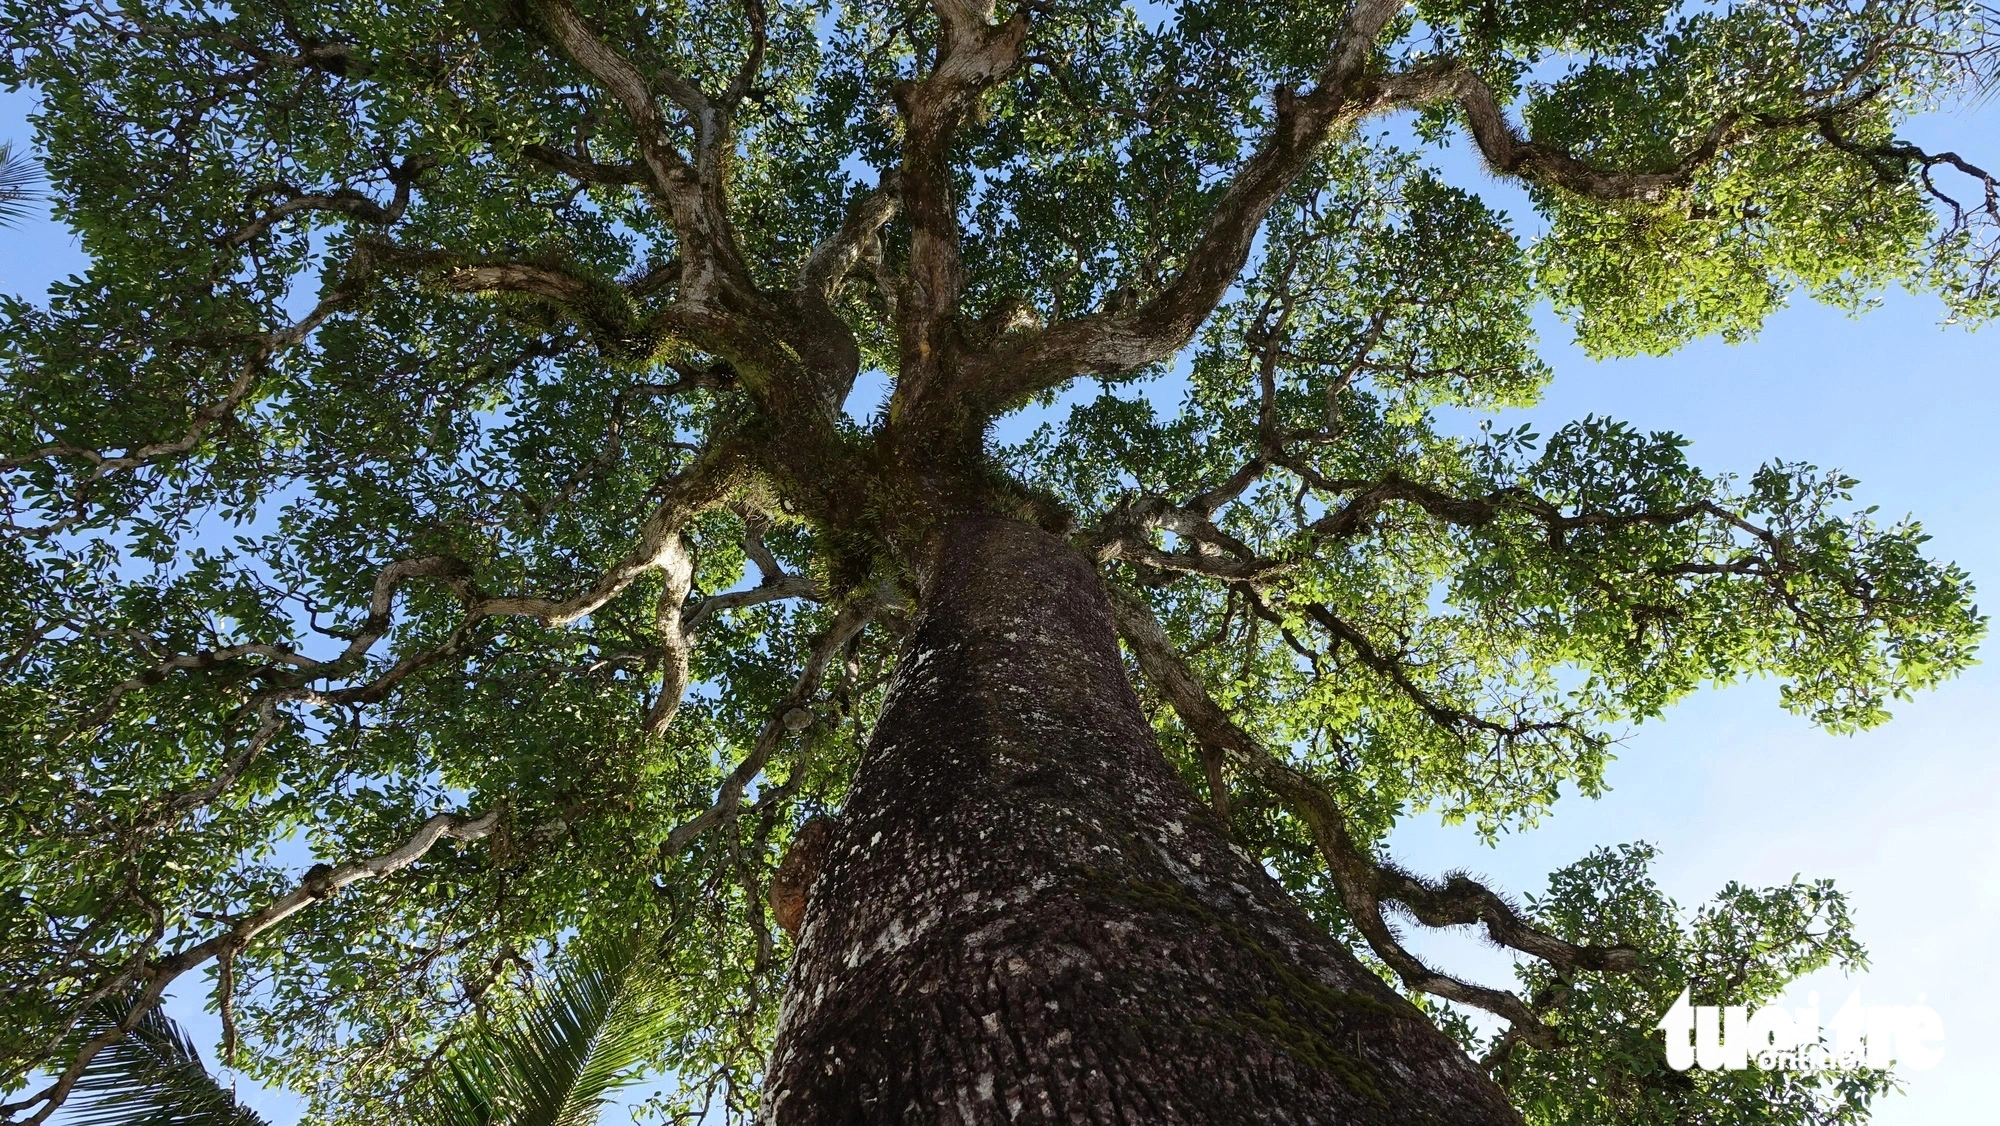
(763, 516, 1520, 1125)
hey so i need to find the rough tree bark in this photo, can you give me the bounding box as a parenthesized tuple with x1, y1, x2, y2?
(763, 516, 1520, 1124)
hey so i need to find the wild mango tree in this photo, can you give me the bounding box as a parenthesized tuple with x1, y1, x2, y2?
(1, 0, 1993, 1123)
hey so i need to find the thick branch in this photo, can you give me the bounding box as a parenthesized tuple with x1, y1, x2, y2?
(949, 0, 1405, 415)
(883, 0, 1033, 425)
(368, 244, 686, 358)
(1108, 587, 1635, 1046)
(642, 534, 698, 737)
(533, 0, 694, 196)
(798, 187, 899, 300)
(952, 29, 1895, 419)
(533, 0, 755, 306)
(722, 0, 770, 109)
(1431, 61, 1734, 202)
(645, 513, 826, 736)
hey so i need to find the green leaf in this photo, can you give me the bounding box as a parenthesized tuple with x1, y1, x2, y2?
(64, 1001, 269, 1126)
(418, 931, 670, 1126)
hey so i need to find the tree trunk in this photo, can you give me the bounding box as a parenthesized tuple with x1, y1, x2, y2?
(763, 516, 1520, 1125)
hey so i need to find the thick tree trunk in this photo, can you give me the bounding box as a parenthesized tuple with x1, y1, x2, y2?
(763, 516, 1519, 1124)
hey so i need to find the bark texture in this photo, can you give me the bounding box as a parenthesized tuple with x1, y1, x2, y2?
(763, 516, 1520, 1124)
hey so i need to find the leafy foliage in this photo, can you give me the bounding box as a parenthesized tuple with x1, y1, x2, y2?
(416, 931, 672, 1126)
(0, 0, 1991, 1123)
(0, 141, 35, 228)
(1489, 845, 1897, 1126)
(63, 1002, 267, 1126)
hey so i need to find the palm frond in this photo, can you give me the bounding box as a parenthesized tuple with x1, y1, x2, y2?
(426, 1054, 505, 1126)
(420, 932, 671, 1126)
(64, 1001, 269, 1126)
(0, 141, 38, 228)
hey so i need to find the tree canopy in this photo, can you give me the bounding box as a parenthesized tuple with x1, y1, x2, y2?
(0, 0, 1992, 1123)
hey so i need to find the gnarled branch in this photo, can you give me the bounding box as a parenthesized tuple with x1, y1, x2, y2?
(882, 0, 1034, 428)
(948, 0, 1406, 418)
(662, 584, 892, 853)
(2, 810, 516, 1126)
(1108, 587, 1636, 1048)
(222, 154, 433, 245)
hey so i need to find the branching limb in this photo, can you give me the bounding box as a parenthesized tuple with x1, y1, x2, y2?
(367, 242, 687, 358)
(682, 510, 824, 634)
(1813, 113, 2000, 299)
(1275, 594, 1579, 741)
(532, 0, 697, 196)
(521, 143, 649, 187)
(786, 183, 901, 411)
(951, 0, 1406, 414)
(797, 186, 899, 301)
(679, 575, 824, 635)
(882, 0, 1034, 426)
(527, 0, 880, 457)
(1084, 504, 1293, 584)
(662, 585, 892, 853)
(642, 509, 826, 736)
(1108, 587, 1636, 1046)
(1079, 489, 1272, 582)
(1, 261, 370, 514)
(722, 0, 770, 110)
(643, 534, 698, 737)
(129, 699, 286, 835)
(1090, 469, 1771, 605)
(1392, 53, 2000, 246)
(955, 21, 1957, 419)
(532, 0, 757, 307)
(1, 810, 520, 1126)
(76, 439, 745, 739)
(1411, 61, 1737, 202)
(221, 153, 434, 245)
(476, 447, 742, 627)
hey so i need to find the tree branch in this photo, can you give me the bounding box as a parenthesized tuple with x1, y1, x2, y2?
(661, 585, 891, 853)
(521, 143, 648, 187)
(644, 512, 827, 736)
(532, 0, 756, 307)
(221, 154, 433, 245)
(642, 533, 698, 737)
(3, 810, 517, 1126)
(947, 0, 1406, 417)
(75, 439, 744, 742)
(1, 266, 366, 479)
(1422, 61, 1737, 202)
(797, 186, 899, 301)
(1108, 587, 1635, 1047)
(722, 0, 770, 110)
(881, 0, 1034, 427)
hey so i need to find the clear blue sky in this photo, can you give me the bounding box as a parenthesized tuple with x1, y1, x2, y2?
(1378, 105, 2000, 1126)
(5, 60, 1997, 1126)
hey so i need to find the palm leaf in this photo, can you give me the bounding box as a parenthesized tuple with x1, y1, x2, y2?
(420, 933, 670, 1126)
(64, 1001, 268, 1126)
(0, 142, 37, 228)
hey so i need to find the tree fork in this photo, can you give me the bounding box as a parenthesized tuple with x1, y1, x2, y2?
(763, 516, 1518, 1124)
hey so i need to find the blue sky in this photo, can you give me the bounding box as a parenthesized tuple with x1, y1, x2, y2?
(1385, 285, 2000, 1126)
(6, 54, 1998, 1126)
(1373, 108, 2000, 1123)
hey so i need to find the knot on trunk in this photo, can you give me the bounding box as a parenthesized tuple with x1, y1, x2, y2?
(770, 814, 835, 939)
